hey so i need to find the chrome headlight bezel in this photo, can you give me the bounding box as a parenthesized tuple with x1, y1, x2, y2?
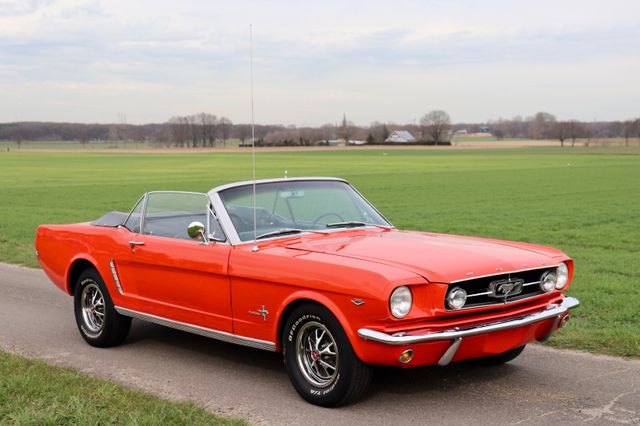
(540, 270, 557, 293)
(556, 262, 569, 289)
(447, 287, 467, 310)
(389, 286, 413, 319)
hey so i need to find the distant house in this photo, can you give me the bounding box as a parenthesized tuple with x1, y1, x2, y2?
(385, 130, 416, 143)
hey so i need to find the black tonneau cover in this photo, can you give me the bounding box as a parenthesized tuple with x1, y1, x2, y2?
(91, 211, 128, 227)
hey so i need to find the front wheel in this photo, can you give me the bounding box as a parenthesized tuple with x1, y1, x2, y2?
(74, 268, 131, 347)
(282, 304, 372, 407)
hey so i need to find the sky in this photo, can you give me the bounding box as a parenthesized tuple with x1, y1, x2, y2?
(1, 0, 639, 126)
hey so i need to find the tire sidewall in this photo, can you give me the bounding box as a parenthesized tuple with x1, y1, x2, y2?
(74, 269, 113, 344)
(283, 306, 354, 406)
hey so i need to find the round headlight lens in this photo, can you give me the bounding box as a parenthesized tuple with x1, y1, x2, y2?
(556, 263, 569, 289)
(540, 271, 557, 293)
(389, 286, 412, 318)
(447, 287, 467, 310)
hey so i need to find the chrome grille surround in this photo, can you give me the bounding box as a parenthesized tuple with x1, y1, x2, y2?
(445, 266, 559, 310)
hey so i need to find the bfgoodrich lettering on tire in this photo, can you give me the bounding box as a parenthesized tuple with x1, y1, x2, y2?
(282, 304, 372, 406)
(73, 268, 131, 348)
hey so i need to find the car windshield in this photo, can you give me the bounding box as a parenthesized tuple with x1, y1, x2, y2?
(218, 180, 391, 242)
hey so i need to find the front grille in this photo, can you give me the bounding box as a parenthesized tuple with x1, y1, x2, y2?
(445, 266, 557, 310)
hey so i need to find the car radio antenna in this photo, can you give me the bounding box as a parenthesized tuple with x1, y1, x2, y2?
(250, 24, 258, 252)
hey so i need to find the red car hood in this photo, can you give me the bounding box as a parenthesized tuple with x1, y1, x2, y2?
(285, 229, 567, 283)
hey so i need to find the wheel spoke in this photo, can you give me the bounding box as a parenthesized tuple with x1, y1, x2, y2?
(295, 321, 339, 388)
(81, 283, 105, 334)
(319, 342, 335, 355)
(318, 359, 335, 372)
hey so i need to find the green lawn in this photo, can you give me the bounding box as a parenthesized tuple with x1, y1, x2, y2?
(0, 350, 243, 425)
(0, 146, 639, 357)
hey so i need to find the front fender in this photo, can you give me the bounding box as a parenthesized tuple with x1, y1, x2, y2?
(275, 289, 386, 361)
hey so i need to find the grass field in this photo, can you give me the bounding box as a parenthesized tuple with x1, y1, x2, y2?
(0, 350, 243, 425)
(0, 146, 639, 357)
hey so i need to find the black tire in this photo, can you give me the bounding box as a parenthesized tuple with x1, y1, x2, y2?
(282, 304, 372, 407)
(470, 345, 526, 366)
(74, 268, 131, 347)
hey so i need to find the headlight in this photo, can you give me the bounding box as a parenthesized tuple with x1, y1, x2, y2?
(556, 263, 569, 289)
(447, 287, 467, 310)
(389, 286, 412, 318)
(540, 270, 557, 293)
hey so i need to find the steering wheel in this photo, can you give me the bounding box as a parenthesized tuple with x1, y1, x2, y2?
(312, 212, 345, 227)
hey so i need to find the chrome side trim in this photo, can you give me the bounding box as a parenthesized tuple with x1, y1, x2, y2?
(109, 260, 124, 294)
(114, 306, 277, 352)
(357, 296, 579, 345)
(450, 265, 561, 284)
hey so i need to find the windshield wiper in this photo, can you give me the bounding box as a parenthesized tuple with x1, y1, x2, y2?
(325, 221, 393, 229)
(255, 228, 328, 240)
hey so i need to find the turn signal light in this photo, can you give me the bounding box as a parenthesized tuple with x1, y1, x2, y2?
(399, 349, 414, 364)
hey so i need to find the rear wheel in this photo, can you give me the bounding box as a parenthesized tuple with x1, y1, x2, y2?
(282, 304, 372, 407)
(74, 268, 131, 347)
(471, 345, 526, 366)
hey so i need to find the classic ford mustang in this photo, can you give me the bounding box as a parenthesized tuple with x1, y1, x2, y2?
(35, 177, 579, 406)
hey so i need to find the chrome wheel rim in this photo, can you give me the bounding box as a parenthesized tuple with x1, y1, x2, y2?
(295, 321, 339, 388)
(81, 282, 105, 333)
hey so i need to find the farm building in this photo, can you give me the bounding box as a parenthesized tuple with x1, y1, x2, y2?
(385, 130, 416, 143)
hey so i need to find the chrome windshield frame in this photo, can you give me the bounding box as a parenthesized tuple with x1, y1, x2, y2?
(207, 177, 394, 246)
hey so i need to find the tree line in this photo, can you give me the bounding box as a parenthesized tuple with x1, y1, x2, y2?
(1, 110, 639, 147)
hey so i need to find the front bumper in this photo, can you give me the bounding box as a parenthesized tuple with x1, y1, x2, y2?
(357, 296, 579, 366)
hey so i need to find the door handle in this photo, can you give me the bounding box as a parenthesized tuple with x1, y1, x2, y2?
(129, 241, 145, 249)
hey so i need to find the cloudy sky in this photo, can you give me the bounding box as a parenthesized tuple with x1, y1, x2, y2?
(1, 0, 639, 125)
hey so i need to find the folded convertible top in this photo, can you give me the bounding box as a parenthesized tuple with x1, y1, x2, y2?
(91, 211, 128, 227)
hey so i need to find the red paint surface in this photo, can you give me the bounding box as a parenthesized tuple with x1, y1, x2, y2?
(36, 223, 575, 366)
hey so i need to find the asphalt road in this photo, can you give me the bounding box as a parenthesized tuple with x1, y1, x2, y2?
(1, 262, 638, 425)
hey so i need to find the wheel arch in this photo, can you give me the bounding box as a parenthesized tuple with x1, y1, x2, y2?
(66, 255, 99, 296)
(275, 292, 361, 358)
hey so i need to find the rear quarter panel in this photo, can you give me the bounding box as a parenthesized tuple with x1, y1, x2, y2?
(35, 223, 122, 297)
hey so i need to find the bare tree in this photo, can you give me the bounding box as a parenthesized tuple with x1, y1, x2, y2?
(339, 114, 355, 144)
(79, 130, 89, 148)
(169, 116, 189, 147)
(554, 121, 569, 147)
(369, 121, 391, 143)
(528, 112, 557, 139)
(186, 115, 202, 148)
(636, 118, 640, 145)
(320, 123, 335, 142)
(199, 113, 217, 147)
(235, 124, 249, 145)
(420, 110, 452, 145)
(219, 117, 233, 147)
(567, 120, 582, 147)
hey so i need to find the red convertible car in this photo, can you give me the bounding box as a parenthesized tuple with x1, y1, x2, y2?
(36, 177, 578, 406)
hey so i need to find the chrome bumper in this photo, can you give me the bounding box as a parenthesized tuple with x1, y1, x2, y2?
(358, 296, 579, 365)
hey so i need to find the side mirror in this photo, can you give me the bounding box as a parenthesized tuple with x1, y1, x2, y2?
(187, 221, 208, 244)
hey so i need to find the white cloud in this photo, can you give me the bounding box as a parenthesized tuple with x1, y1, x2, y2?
(1, 0, 639, 124)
